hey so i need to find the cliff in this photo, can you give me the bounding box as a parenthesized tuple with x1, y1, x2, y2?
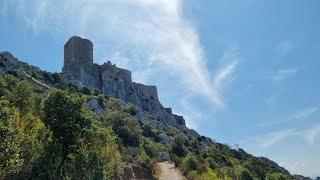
(61, 36, 185, 127)
(0, 51, 313, 179)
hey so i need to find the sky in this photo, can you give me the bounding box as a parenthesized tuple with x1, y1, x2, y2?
(0, 0, 319, 177)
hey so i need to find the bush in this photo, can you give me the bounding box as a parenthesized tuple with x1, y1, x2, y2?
(237, 169, 254, 180)
(81, 87, 92, 95)
(206, 157, 219, 169)
(143, 138, 161, 158)
(183, 155, 199, 172)
(0, 101, 24, 178)
(170, 136, 187, 157)
(137, 148, 153, 169)
(0, 99, 47, 179)
(265, 172, 288, 180)
(104, 111, 142, 147)
(51, 73, 61, 84)
(12, 81, 34, 113)
(8, 70, 19, 77)
(142, 124, 160, 142)
(123, 104, 136, 116)
(37, 90, 123, 179)
(43, 90, 92, 148)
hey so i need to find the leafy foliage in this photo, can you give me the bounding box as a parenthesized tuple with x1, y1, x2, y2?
(103, 111, 142, 147)
(170, 136, 187, 157)
(0, 73, 295, 179)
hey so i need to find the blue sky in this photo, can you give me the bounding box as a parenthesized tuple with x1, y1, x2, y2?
(0, 0, 319, 177)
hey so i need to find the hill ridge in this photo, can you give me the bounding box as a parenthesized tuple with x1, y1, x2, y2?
(0, 51, 313, 179)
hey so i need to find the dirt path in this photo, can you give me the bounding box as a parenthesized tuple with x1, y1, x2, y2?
(155, 161, 186, 180)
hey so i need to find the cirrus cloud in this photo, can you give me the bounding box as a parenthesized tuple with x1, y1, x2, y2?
(0, 0, 238, 108)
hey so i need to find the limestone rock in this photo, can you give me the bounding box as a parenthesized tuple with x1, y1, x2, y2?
(86, 98, 104, 115)
(159, 133, 173, 144)
(61, 36, 187, 127)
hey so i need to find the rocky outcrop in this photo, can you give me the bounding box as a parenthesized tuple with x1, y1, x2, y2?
(122, 164, 154, 180)
(86, 98, 104, 115)
(259, 157, 290, 175)
(0, 52, 41, 75)
(0, 52, 57, 88)
(292, 175, 312, 180)
(61, 36, 186, 127)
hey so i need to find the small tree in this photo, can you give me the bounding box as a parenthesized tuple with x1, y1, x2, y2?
(104, 111, 142, 147)
(170, 136, 187, 157)
(0, 100, 24, 178)
(12, 82, 34, 113)
(43, 90, 92, 147)
(237, 169, 254, 180)
(81, 87, 92, 95)
(183, 155, 199, 172)
(42, 90, 92, 177)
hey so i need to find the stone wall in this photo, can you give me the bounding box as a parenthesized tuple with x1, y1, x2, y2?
(134, 83, 158, 101)
(63, 36, 93, 70)
(61, 36, 185, 127)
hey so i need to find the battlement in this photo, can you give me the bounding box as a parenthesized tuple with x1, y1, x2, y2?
(64, 36, 93, 69)
(61, 36, 185, 126)
(134, 83, 158, 101)
(101, 61, 132, 82)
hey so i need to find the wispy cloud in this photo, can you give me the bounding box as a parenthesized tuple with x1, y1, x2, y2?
(214, 61, 238, 92)
(258, 106, 318, 127)
(0, 1, 8, 17)
(175, 98, 204, 130)
(2, 0, 238, 108)
(304, 124, 320, 145)
(244, 124, 320, 148)
(290, 107, 318, 121)
(272, 68, 298, 81)
(252, 129, 297, 148)
(277, 40, 294, 56)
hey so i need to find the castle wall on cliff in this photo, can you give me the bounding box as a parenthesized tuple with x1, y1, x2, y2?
(61, 36, 185, 126)
(64, 36, 93, 68)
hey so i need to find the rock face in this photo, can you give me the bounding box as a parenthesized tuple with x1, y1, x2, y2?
(61, 36, 185, 126)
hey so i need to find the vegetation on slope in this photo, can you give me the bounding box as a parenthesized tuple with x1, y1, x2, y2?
(0, 73, 168, 179)
(0, 52, 309, 179)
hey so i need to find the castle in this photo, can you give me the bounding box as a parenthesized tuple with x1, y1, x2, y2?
(62, 36, 185, 126)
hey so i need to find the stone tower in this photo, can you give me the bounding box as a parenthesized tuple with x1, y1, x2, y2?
(63, 36, 93, 71)
(62, 36, 99, 89)
(61, 36, 186, 126)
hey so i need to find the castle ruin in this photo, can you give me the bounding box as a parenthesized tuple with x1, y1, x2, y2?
(64, 36, 93, 68)
(62, 36, 186, 126)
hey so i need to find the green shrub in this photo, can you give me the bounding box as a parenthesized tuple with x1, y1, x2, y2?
(81, 87, 92, 95)
(0, 98, 48, 179)
(183, 155, 199, 172)
(142, 124, 160, 142)
(36, 90, 123, 179)
(206, 157, 218, 169)
(51, 73, 61, 84)
(170, 136, 187, 157)
(104, 111, 142, 147)
(143, 138, 161, 158)
(43, 90, 92, 148)
(0, 101, 24, 178)
(265, 172, 288, 180)
(12, 81, 34, 113)
(237, 169, 254, 180)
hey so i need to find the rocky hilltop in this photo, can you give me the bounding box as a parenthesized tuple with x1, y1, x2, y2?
(62, 36, 185, 127)
(0, 37, 313, 179)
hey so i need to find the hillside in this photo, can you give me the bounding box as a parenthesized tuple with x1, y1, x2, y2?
(0, 51, 312, 179)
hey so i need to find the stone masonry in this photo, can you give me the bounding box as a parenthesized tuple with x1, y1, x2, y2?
(61, 36, 186, 126)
